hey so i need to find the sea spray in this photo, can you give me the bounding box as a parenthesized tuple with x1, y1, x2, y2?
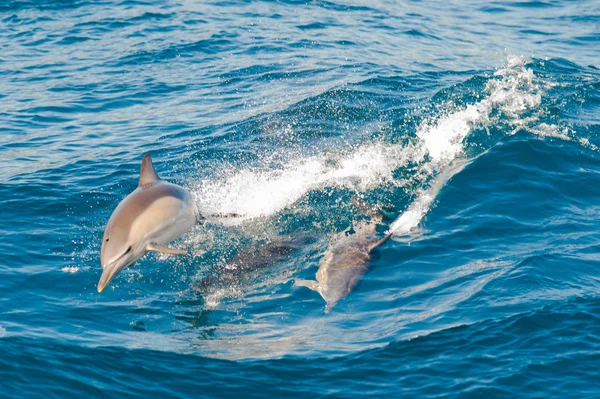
(185, 56, 547, 311)
(191, 56, 544, 237)
(390, 56, 543, 236)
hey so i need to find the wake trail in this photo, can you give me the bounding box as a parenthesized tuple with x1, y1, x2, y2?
(191, 56, 546, 234)
(389, 55, 543, 236)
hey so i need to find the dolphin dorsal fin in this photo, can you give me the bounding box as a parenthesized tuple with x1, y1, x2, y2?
(139, 153, 161, 187)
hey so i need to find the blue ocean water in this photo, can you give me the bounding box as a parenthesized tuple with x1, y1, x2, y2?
(1, 0, 600, 397)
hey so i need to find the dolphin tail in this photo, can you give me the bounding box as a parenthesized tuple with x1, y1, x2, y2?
(367, 231, 394, 253)
(294, 278, 320, 292)
(376, 231, 393, 247)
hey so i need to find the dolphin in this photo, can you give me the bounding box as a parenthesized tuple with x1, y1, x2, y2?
(196, 234, 310, 294)
(294, 203, 391, 312)
(98, 153, 199, 293)
(197, 241, 296, 291)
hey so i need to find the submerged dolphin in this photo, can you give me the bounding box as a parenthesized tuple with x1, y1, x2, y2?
(197, 241, 297, 291)
(295, 205, 391, 312)
(98, 154, 199, 292)
(196, 234, 310, 294)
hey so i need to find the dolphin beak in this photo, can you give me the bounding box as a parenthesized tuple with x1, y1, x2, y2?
(98, 260, 124, 293)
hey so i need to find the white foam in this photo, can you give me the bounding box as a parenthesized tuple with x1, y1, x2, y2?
(579, 137, 598, 152)
(390, 55, 542, 236)
(193, 142, 413, 222)
(389, 190, 434, 236)
(191, 56, 544, 237)
(529, 123, 571, 141)
(61, 266, 79, 274)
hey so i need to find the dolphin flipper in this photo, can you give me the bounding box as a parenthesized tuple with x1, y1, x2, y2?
(146, 243, 186, 255)
(294, 278, 320, 292)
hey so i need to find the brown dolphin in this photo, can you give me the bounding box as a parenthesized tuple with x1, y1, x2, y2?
(98, 154, 199, 292)
(295, 204, 391, 312)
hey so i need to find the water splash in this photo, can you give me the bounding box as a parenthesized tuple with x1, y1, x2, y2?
(192, 56, 545, 238)
(390, 55, 543, 236)
(192, 142, 412, 221)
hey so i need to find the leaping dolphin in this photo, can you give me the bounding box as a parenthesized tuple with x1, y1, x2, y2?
(294, 202, 392, 312)
(98, 153, 199, 293)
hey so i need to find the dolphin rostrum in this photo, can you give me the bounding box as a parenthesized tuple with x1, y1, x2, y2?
(294, 202, 392, 312)
(98, 154, 199, 292)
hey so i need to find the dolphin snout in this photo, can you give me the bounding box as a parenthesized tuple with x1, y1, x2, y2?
(98, 260, 124, 293)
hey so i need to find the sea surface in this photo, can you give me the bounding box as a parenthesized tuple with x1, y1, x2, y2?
(1, 0, 600, 397)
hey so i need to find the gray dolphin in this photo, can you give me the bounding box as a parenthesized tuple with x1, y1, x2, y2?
(196, 234, 310, 294)
(197, 241, 297, 291)
(294, 204, 391, 312)
(98, 154, 199, 292)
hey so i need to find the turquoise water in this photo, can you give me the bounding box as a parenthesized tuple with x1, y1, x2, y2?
(1, 0, 600, 397)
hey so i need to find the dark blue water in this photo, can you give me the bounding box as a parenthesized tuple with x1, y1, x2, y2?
(1, 0, 600, 397)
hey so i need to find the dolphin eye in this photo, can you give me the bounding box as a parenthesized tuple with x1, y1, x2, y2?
(105, 238, 109, 242)
(125, 246, 132, 254)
